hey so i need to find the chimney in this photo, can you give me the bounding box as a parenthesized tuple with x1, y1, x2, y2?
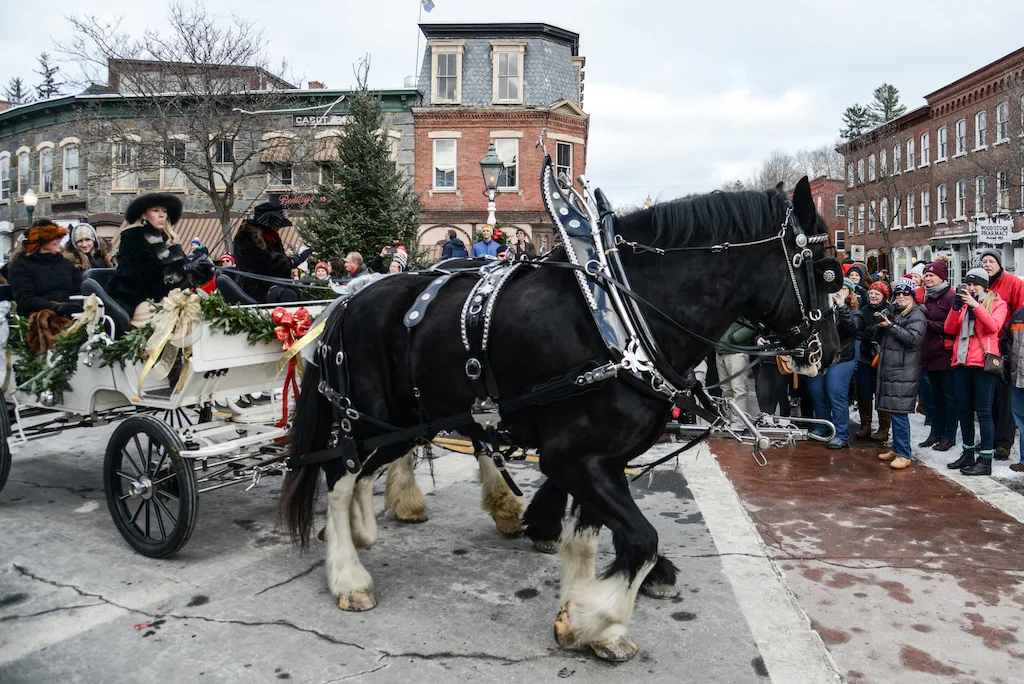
(307, 80, 326, 89)
(403, 75, 417, 88)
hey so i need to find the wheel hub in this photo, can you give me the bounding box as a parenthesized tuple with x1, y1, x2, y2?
(129, 475, 155, 500)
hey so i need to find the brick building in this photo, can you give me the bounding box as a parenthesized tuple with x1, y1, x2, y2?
(838, 47, 1024, 283)
(809, 176, 847, 259)
(413, 23, 588, 258)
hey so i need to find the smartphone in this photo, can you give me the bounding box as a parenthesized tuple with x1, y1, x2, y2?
(385, 247, 398, 254)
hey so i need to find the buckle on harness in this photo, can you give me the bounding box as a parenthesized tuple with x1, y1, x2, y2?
(471, 397, 502, 430)
(466, 358, 482, 380)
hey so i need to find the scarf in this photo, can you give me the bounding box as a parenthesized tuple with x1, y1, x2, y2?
(925, 282, 949, 298)
(957, 308, 975, 365)
(262, 229, 280, 246)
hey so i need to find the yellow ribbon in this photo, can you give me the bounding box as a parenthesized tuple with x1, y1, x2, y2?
(277, 319, 326, 372)
(138, 289, 203, 393)
(64, 294, 103, 336)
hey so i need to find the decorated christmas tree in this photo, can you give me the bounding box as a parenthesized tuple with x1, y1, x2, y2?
(300, 60, 420, 265)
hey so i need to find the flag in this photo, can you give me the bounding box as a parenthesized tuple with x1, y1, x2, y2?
(421, 0, 435, 12)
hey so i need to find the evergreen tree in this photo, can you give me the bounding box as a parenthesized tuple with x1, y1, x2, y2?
(867, 83, 906, 125)
(4, 77, 31, 105)
(840, 103, 874, 141)
(34, 52, 65, 100)
(300, 61, 420, 265)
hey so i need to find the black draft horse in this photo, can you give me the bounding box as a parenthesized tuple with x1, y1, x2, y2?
(281, 176, 842, 662)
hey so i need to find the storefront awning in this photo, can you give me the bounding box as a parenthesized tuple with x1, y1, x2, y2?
(259, 137, 294, 164)
(313, 137, 340, 162)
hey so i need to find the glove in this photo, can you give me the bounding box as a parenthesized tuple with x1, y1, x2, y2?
(54, 301, 84, 317)
(951, 296, 964, 312)
(185, 256, 216, 284)
(290, 248, 314, 268)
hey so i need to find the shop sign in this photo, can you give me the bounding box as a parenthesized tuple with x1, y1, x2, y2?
(974, 217, 1013, 244)
(292, 114, 349, 127)
(269, 192, 327, 210)
(850, 244, 865, 261)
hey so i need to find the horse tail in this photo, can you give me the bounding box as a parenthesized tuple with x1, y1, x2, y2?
(280, 359, 331, 548)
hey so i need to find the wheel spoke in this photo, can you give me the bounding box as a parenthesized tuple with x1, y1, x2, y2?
(153, 492, 178, 527)
(121, 448, 143, 477)
(152, 446, 168, 478)
(157, 490, 180, 505)
(152, 498, 167, 541)
(129, 499, 145, 526)
(147, 438, 156, 474)
(116, 470, 137, 482)
(150, 471, 180, 487)
(145, 500, 151, 538)
(132, 434, 147, 473)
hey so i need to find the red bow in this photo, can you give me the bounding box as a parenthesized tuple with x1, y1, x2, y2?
(271, 306, 312, 426)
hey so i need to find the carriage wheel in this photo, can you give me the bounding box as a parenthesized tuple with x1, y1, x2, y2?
(0, 392, 11, 495)
(104, 415, 199, 558)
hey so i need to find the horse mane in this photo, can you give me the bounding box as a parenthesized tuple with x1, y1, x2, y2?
(614, 188, 788, 250)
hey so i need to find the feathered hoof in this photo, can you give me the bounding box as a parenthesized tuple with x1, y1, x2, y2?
(589, 634, 639, 662)
(396, 510, 429, 524)
(532, 539, 558, 554)
(553, 603, 576, 647)
(337, 588, 377, 612)
(317, 526, 327, 541)
(641, 581, 680, 599)
(494, 516, 525, 536)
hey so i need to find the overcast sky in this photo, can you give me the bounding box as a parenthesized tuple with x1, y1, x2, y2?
(4, 0, 1024, 206)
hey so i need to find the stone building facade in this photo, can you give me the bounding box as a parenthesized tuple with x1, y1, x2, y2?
(0, 83, 417, 258)
(838, 46, 1024, 282)
(413, 22, 589, 258)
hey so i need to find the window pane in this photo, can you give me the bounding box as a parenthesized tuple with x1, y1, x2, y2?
(19, 153, 30, 191)
(41, 149, 53, 193)
(0, 157, 9, 200)
(495, 138, 517, 189)
(556, 142, 572, 182)
(64, 146, 79, 191)
(434, 139, 456, 188)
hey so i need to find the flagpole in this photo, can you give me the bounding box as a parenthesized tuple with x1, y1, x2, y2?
(413, 1, 423, 83)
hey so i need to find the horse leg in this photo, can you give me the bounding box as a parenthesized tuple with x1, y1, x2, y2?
(325, 471, 377, 611)
(641, 555, 680, 599)
(385, 450, 428, 523)
(552, 464, 657, 662)
(349, 474, 378, 549)
(477, 453, 525, 535)
(524, 477, 568, 554)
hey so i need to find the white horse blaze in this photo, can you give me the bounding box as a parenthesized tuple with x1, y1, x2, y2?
(325, 476, 374, 601)
(558, 520, 654, 646)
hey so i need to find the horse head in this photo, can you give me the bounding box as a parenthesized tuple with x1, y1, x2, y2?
(746, 176, 842, 376)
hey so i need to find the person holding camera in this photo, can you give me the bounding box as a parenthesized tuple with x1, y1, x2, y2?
(807, 279, 861, 449)
(854, 280, 889, 439)
(943, 268, 1009, 476)
(918, 261, 958, 452)
(369, 245, 409, 274)
(875, 279, 927, 469)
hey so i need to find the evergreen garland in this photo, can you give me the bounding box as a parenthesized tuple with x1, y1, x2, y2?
(10, 320, 88, 404)
(200, 291, 277, 345)
(98, 325, 152, 369)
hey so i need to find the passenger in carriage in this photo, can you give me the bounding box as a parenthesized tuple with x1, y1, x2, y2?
(64, 222, 113, 272)
(108, 193, 215, 328)
(8, 219, 84, 318)
(368, 245, 408, 274)
(233, 201, 309, 303)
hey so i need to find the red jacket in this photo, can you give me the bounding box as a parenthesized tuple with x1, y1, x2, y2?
(944, 296, 1009, 367)
(989, 270, 1024, 314)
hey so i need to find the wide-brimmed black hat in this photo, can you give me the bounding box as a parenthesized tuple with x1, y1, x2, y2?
(249, 201, 292, 229)
(125, 193, 183, 225)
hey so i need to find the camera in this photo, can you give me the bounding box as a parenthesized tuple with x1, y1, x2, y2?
(873, 310, 886, 321)
(385, 247, 398, 254)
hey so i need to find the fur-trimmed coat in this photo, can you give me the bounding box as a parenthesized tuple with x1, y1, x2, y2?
(107, 221, 190, 315)
(8, 252, 84, 317)
(233, 225, 292, 302)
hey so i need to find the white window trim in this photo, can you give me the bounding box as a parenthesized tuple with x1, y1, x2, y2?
(430, 40, 465, 105)
(61, 143, 81, 194)
(918, 162, 930, 169)
(427, 130, 463, 139)
(15, 145, 30, 157)
(994, 139, 1010, 147)
(38, 146, 55, 197)
(59, 136, 80, 148)
(266, 163, 294, 191)
(493, 138, 519, 191)
(489, 130, 524, 138)
(548, 131, 585, 145)
(491, 40, 527, 105)
(160, 136, 189, 192)
(432, 138, 458, 192)
(973, 144, 989, 153)
(953, 152, 967, 160)
(35, 141, 55, 152)
(16, 149, 30, 197)
(555, 140, 573, 185)
(111, 133, 142, 193)
(0, 151, 10, 204)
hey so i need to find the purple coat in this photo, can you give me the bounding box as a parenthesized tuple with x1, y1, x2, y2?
(921, 285, 956, 371)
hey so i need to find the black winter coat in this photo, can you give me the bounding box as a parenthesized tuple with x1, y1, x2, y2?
(440, 237, 468, 260)
(835, 305, 861, 363)
(233, 226, 292, 303)
(8, 252, 83, 317)
(108, 221, 190, 316)
(875, 304, 927, 414)
(856, 301, 886, 361)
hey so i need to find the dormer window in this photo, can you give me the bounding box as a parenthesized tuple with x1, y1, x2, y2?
(491, 41, 526, 104)
(430, 41, 464, 105)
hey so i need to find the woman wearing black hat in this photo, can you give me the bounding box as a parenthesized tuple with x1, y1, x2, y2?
(108, 193, 214, 328)
(233, 201, 305, 303)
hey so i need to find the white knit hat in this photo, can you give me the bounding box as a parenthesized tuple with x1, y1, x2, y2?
(910, 262, 926, 276)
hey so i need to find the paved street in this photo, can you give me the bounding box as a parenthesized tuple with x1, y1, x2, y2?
(2, 410, 1023, 683)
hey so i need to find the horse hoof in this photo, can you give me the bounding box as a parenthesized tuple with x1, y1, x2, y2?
(338, 588, 377, 612)
(590, 634, 639, 662)
(533, 539, 558, 554)
(494, 516, 525, 536)
(553, 604, 576, 647)
(641, 582, 680, 599)
(317, 526, 327, 541)
(396, 511, 429, 524)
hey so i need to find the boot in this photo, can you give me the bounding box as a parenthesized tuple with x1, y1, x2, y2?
(961, 451, 992, 476)
(855, 401, 873, 439)
(869, 411, 891, 442)
(947, 445, 976, 470)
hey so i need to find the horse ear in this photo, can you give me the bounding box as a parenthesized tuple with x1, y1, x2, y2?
(792, 176, 817, 232)
(775, 181, 785, 192)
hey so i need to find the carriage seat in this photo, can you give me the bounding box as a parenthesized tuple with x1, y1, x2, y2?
(216, 273, 257, 305)
(0, 284, 12, 302)
(81, 268, 132, 338)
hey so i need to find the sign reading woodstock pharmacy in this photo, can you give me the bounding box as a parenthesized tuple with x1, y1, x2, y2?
(292, 114, 350, 126)
(974, 217, 1014, 244)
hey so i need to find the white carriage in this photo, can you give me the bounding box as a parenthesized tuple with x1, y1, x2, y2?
(0, 292, 328, 558)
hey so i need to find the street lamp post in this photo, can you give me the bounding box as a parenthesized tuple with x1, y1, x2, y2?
(479, 142, 503, 227)
(23, 188, 38, 225)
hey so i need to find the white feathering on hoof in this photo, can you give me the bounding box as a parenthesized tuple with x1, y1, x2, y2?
(349, 477, 377, 549)
(385, 451, 428, 522)
(558, 519, 598, 606)
(477, 453, 525, 534)
(325, 476, 374, 605)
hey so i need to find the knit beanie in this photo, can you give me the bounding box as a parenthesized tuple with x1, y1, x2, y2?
(868, 280, 891, 299)
(980, 249, 1002, 267)
(910, 262, 926, 277)
(893, 277, 916, 297)
(923, 260, 948, 281)
(842, 277, 857, 292)
(965, 267, 990, 287)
